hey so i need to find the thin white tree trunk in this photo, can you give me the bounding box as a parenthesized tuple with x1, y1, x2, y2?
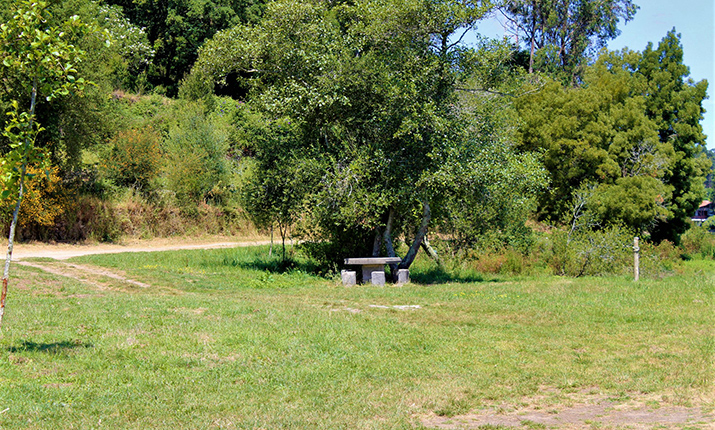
(0, 78, 37, 329)
(269, 224, 273, 257)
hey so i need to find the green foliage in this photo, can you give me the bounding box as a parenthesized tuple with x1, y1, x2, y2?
(549, 224, 633, 277)
(638, 30, 710, 243)
(100, 126, 164, 193)
(499, 0, 638, 81)
(106, 0, 267, 95)
(239, 114, 309, 259)
(0, 0, 121, 171)
(516, 37, 708, 242)
(680, 221, 715, 260)
(192, 0, 545, 266)
(163, 103, 233, 211)
(0, 0, 94, 209)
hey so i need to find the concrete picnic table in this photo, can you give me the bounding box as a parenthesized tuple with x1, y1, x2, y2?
(342, 257, 408, 286)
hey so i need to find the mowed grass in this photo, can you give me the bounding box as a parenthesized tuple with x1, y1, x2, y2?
(0, 246, 712, 429)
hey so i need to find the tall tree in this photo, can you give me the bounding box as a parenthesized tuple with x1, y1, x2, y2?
(499, 0, 638, 81)
(638, 30, 709, 243)
(0, 0, 94, 327)
(106, 0, 267, 95)
(515, 32, 708, 241)
(191, 0, 546, 271)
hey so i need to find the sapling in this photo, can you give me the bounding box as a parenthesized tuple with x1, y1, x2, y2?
(0, 1, 101, 328)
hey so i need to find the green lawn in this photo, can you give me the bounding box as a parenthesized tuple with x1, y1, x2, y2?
(0, 246, 712, 429)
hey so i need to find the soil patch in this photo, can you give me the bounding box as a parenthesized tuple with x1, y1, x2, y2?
(421, 391, 714, 429)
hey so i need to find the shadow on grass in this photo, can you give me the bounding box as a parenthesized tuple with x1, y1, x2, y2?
(410, 265, 499, 284)
(222, 256, 328, 277)
(7, 340, 93, 354)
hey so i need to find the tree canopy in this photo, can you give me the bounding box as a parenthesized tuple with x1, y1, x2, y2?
(190, 0, 546, 268)
(515, 31, 708, 241)
(106, 0, 267, 95)
(499, 0, 638, 81)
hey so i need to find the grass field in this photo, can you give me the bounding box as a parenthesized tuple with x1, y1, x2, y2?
(0, 246, 712, 429)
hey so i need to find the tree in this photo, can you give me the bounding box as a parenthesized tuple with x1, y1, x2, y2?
(515, 33, 708, 241)
(637, 30, 709, 243)
(191, 0, 546, 273)
(0, 0, 94, 328)
(106, 0, 267, 95)
(0, 0, 143, 171)
(498, 0, 637, 81)
(239, 114, 307, 261)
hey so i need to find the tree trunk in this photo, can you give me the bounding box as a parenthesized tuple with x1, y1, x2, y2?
(528, 0, 537, 74)
(421, 235, 440, 265)
(0, 78, 37, 329)
(383, 208, 399, 276)
(372, 227, 383, 257)
(269, 224, 273, 257)
(0, 174, 24, 328)
(398, 201, 431, 270)
(279, 222, 287, 262)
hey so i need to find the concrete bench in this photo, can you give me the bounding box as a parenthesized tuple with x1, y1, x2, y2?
(342, 257, 408, 286)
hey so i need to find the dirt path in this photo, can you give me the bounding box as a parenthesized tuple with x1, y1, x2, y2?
(10, 237, 271, 261)
(10, 237, 271, 291)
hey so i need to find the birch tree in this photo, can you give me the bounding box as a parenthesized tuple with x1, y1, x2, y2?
(0, 0, 96, 328)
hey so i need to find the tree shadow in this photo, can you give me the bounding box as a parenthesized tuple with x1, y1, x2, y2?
(409, 266, 499, 284)
(7, 340, 93, 354)
(224, 256, 328, 277)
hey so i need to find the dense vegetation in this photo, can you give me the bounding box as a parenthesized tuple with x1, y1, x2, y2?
(0, 0, 711, 275)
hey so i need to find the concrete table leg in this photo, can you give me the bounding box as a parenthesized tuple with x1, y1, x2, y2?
(341, 270, 356, 286)
(396, 269, 409, 285)
(371, 270, 386, 286)
(362, 264, 383, 284)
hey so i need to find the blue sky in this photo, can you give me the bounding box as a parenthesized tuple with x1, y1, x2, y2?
(474, 0, 715, 148)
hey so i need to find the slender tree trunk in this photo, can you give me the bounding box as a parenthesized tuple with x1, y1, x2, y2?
(529, 0, 537, 74)
(399, 201, 431, 270)
(421, 235, 440, 265)
(0, 78, 37, 329)
(279, 222, 286, 262)
(269, 224, 273, 257)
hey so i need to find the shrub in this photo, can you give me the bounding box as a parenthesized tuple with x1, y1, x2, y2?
(680, 221, 715, 259)
(163, 104, 232, 213)
(1, 166, 68, 241)
(549, 225, 633, 277)
(101, 126, 164, 193)
(639, 239, 680, 278)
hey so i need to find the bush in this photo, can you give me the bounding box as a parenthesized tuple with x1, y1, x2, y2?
(549, 225, 633, 277)
(1, 166, 68, 241)
(639, 239, 680, 278)
(680, 221, 715, 259)
(163, 104, 233, 213)
(101, 126, 164, 193)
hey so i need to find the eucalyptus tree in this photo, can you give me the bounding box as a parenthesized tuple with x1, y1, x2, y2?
(190, 0, 546, 270)
(498, 0, 638, 81)
(0, 0, 96, 327)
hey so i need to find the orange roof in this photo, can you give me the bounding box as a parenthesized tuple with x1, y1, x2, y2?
(700, 201, 712, 208)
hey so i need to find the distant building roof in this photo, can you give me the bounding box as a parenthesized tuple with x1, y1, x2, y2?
(700, 200, 712, 208)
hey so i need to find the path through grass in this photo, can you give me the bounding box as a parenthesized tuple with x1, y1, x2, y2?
(0, 246, 712, 428)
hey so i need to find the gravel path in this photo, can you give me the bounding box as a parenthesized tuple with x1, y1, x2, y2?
(10, 238, 272, 261)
